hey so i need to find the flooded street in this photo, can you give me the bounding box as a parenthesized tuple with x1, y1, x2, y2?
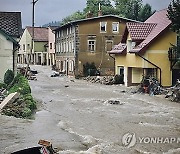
(0, 66, 180, 154)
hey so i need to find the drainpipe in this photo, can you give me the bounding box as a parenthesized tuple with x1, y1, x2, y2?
(13, 43, 20, 75)
(109, 54, 115, 76)
(137, 53, 162, 86)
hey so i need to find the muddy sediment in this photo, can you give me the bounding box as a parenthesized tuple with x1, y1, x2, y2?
(0, 65, 180, 154)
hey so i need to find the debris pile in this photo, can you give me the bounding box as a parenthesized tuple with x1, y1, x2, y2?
(0, 88, 6, 103)
(18, 66, 37, 80)
(83, 75, 124, 85)
(137, 77, 165, 95)
(166, 80, 180, 102)
(83, 76, 114, 85)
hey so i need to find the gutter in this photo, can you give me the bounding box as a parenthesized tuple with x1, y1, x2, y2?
(137, 53, 162, 86)
(109, 54, 115, 76)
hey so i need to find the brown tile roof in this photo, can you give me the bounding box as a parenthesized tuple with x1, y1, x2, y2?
(0, 12, 22, 38)
(127, 22, 157, 41)
(27, 27, 48, 42)
(108, 43, 126, 54)
(130, 9, 171, 53)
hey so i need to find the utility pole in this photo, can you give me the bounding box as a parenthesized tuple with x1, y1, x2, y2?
(31, 0, 38, 64)
(25, 0, 38, 76)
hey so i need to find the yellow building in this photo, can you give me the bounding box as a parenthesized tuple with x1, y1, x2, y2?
(54, 13, 137, 76)
(18, 27, 48, 65)
(109, 9, 179, 87)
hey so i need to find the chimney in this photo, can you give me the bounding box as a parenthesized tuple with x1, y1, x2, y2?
(98, 3, 102, 16)
(86, 11, 93, 18)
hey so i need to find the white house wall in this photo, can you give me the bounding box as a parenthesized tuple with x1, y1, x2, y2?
(0, 33, 14, 81)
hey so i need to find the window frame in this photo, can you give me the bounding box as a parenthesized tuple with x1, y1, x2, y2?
(100, 22, 107, 33)
(112, 22, 119, 33)
(88, 40, 96, 52)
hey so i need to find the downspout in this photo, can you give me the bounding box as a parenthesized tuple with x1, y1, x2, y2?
(137, 53, 162, 86)
(109, 54, 115, 76)
(13, 43, 20, 75)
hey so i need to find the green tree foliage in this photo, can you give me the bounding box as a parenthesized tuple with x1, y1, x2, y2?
(114, 0, 154, 21)
(84, 0, 115, 16)
(167, 0, 180, 34)
(167, 0, 180, 62)
(139, 3, 155, 21)
(61, 11, 86, 25)
(83, 62, 99, 76)
(60, 0, 155, 25)
(4, 69, 14, 85)
(8, 73, 31, 95)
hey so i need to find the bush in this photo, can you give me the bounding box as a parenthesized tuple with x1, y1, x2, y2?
(0, 82, 7, 89)
(22, 107, 32, 117)
(8, 74, 31, 95)
(4, 69, 14, 85)
(5, 73, 36, 118)
(114, 74, 124, 84)
(83, 62, 99, 76)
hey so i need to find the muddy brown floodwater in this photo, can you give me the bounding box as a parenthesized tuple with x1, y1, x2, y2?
(0, 65, 180, 154)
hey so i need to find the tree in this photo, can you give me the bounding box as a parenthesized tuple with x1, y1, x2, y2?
(61, 11, 85, 25)
(84, 0, 115, 16)
(59, 0, 155, 25)
(4, 69, 14, 85)
(167, 0, 180, 66)
(167, 0, 180, 34)
(113, 0, 154, 21)
(139, 3, 155, 21)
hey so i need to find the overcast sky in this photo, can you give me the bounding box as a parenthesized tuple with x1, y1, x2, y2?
(0, 0, 172, 28)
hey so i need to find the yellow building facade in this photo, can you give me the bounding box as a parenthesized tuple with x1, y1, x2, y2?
(110, 9, 179, 87)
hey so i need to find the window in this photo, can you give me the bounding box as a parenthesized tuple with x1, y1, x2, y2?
(61, 42, 63, 52)
(64, 42, 66, 52)
(127, 40, 136, 52)
(69, 27, 72, 34)
(106, 41, 113, 52)
(72, 40, 74, 52)
(112, 22, 119, 33)
(50, 43, 52, 49)
(23, 44, 25, 50)
(88, 40, 96, 52)
(67, 28, 69, 35)
(69, 41, 72, 52)
(100, 22, 107, 33)
(145, 68, 157, 78)
(118, 66, 124, 75)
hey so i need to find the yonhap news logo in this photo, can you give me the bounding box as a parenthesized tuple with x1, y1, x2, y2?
(122, 132, 180, 148)
(122, 133, 136, 148)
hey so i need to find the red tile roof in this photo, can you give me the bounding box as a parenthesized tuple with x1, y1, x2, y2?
(109, 9, 171, 55)
(130, 9, 171, 53)
(27, 27, 48, 42)
(127, 22, 157, 41)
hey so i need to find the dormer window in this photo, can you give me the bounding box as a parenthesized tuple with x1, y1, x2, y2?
(100, 22, 107, 33)
(127, 40, 136, 52)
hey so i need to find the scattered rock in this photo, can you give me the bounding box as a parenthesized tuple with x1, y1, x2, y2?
(104, 100, 124, 105)
(83, 76, 115, 85)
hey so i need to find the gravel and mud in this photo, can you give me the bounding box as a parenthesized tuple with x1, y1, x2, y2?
(0, 65, 179, 154)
